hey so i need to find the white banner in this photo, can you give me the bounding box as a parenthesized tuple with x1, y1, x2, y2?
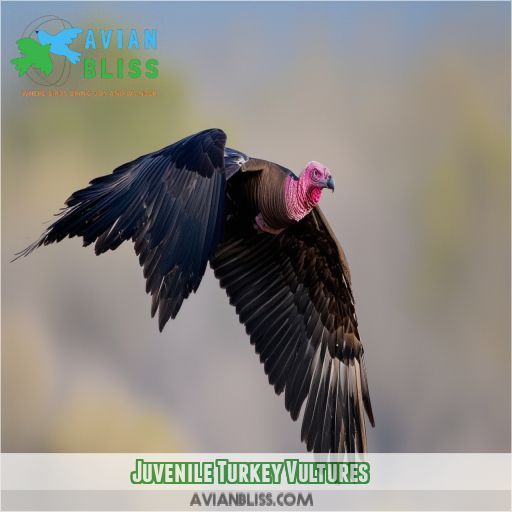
(2, 453, 510, 491)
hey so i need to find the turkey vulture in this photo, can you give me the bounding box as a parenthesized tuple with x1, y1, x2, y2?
(17, 128, 374, 453)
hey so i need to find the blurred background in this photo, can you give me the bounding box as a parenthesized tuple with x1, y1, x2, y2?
(1, 2, 510, 453)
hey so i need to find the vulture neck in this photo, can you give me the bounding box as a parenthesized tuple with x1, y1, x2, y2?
(284, 174, 321, 222)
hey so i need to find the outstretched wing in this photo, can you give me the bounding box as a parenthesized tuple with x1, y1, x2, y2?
(211, 204, 374, 453)
(55, 28, 83, 45)
(18, 128, 228, 331)
(16, 37, 42, 56)
(38, 55, 53, 75)
(33, 49, 53, 75)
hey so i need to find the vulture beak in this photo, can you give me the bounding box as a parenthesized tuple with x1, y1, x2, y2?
(325, 175, 335, 191)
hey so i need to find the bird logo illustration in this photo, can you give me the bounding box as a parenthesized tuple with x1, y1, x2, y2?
(10, 27, 82, 77)
(36, 28, 82, 64)
(10, 38, 53, 76)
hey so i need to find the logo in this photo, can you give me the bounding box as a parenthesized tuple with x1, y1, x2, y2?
(11, 15, 159, 86)
(10, 15, 82, 86)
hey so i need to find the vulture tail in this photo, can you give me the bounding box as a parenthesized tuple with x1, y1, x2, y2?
(333, 355, 374, 453)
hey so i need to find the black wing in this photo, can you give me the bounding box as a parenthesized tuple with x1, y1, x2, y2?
(18, 128, 228, 331)
(211, 201, 374, 453)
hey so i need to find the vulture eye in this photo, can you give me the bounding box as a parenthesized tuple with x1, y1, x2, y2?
(313, 168, 321, 179)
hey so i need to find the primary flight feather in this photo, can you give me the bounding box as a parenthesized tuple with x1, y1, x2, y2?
(18, 128, 374, 453)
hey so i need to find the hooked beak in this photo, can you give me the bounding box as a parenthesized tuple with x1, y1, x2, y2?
(325, 175, 335, 191)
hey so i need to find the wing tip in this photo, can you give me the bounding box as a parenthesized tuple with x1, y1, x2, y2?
(11, 244, 37, 263)
(11, 235, 47, 262)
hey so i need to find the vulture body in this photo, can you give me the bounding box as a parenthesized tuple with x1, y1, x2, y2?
(18, 128, 374, 453)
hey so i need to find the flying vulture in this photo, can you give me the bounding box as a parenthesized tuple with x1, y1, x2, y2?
(18, 128, 374, 453)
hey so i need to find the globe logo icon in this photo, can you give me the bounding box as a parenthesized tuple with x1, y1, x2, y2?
(15, 15, 80, 86)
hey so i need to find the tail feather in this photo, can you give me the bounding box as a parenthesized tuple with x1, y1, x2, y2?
(360, 354, 375, 428)
(324, 355, 373, 453)
(66, 50, 81, 64)
(10, 57, 31, 76)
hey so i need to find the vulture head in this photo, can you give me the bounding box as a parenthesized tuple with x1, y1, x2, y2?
(301, 161, 335, 202)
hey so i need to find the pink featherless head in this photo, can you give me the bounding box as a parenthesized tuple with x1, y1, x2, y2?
(301, 161, 335, 195)
(284, 161, 336, 222)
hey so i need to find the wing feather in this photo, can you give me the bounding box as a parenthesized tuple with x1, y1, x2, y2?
(17, 128, 228, 331)
(56, 28, 83, 45)
(211, 201, 374, 453)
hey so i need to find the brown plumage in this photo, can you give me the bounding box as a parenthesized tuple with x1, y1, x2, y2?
(16, 128, 374, 453)
(232, 157, 294, 232)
